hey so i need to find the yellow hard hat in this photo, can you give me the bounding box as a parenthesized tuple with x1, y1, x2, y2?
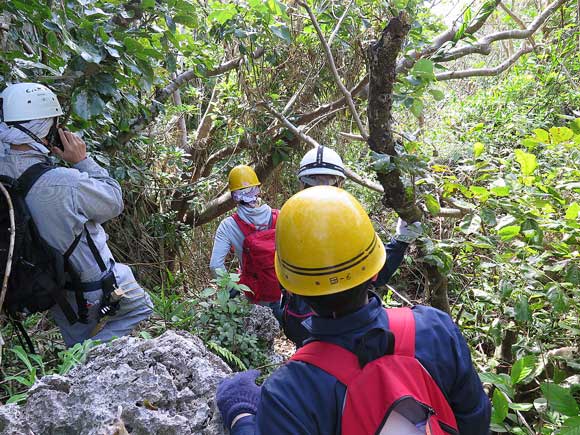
(275, 186, 386, 296)
(228, 165, 261, 192)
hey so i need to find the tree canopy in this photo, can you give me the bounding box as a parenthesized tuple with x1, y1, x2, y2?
(1, 0, 580, 433)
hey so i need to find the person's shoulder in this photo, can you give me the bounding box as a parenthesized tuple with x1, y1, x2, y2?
(33, 166, 82, 189)
(411, 305, 458, 336)
(265, 358, 341, 392)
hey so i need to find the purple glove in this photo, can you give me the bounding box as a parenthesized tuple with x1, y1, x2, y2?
(216, 369, 261, 429)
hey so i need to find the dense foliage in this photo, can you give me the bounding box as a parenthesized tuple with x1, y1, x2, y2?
(1, 0, 580, 433)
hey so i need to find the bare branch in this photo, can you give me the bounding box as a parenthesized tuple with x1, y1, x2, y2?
(157, 48, 265, 103)
(436, 45, 533, 80)
(260, 102, 384, 193)
(117, 48, 265, 146)
(339, 132, 365, 142)
(297, 0, 368, 140)
(328, 0, 354, 46)
(499, 1, 538, 48)
(343, 167, 384, 193)
(195, 81, 221, 144)
(296, 77, 368, 125)
(0, 182, 15, 316)
(200, 136, 249, 178)
(171, 73, 188, 149)
(396, 0, 502, 75)
(439, 0, 568, 61)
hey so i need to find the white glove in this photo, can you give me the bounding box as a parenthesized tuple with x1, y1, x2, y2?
(393, 218, 422, 243)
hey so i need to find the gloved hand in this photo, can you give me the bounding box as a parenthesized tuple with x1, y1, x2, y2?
(216, 369, 261, 429)
(393, 218, 423, 243)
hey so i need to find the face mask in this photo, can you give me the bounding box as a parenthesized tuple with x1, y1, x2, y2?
(300, 175, 341, 188)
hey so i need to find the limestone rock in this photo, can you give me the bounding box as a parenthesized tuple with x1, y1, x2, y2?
(244, 304, 280, 346)
(1, 331, 231, 435)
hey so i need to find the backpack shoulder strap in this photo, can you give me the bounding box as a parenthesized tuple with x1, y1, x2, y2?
(17, 162, 55, 197)
(386, 307, 415, 357)
(232, 212, 255, 237)
(270, 209, 279, 229)
(290, 341, 361, 386)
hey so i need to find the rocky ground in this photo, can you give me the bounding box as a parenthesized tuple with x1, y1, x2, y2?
(0, 305, 284, 435)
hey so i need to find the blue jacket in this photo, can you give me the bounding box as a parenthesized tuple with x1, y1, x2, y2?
(233, 293, 490, 435)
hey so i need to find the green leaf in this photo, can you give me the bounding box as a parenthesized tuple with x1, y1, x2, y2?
(208, 2, 237, 24)
(514, 149, 538, 176)
(533, 128, 550, 143)
(490, 186, 510, 197)
(566, 202, 580, 220)
(473, 141, 485, 158)
(141, 0, 155, 8)
(515, 295, 530, 322)
(459, 214, 482, 235)
(269, 24, 291, 44)
(429, 89, 444, 101)
(561, 417, 580, 435)
(541, 383, 579, 416)
(565, 264, 580, 285)
(492, 389, 509, 424)
(72, 90, 105, 120)
(424, 193, 440, 215)
(470, 186, 489, 202)
(511, 355, 537, 385)
(174, 14, 197, 27)
(410, 98, 424, 118)
(123, 37, 145, 54)
(550, 126, 574, 144)
(547, 285, 569, 313)
(6, 393, 27, 404)
(413, 59, 434, 79)
(498, 225, 520, 241)
(79, 44, 103, 64)
(508, 402, 533, 411)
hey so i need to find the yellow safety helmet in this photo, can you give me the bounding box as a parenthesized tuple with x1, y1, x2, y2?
(228, 165, 261, 192)
(275, 186, 386, 296)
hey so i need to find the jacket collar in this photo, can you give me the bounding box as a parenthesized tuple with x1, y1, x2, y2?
(303, 292, 384, 339)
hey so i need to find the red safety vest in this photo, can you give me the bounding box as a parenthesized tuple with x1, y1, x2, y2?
(232, 210, 281, 303)
(291, 307, 459, 435)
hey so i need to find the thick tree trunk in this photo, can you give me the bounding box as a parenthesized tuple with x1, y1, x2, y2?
(367, 15, 450, 314)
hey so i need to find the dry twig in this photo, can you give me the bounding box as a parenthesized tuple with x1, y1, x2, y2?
(297, 0, 368, 140)
(0, 182, 15, 355)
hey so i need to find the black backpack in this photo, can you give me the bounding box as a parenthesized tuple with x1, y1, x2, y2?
(0, 162, 80, 326)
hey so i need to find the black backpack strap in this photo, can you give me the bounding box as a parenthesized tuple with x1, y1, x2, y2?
(63, 229, 88, 324)
(16, 162, 55, 197)
(85, 228, 107, 272)
(62, 224, 109, 324)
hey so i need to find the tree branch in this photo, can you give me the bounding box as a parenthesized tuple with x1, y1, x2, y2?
(328, 0, 354, 47)
(0, 182, 15, 318)
(260, 102, 384, 193)
(439, 0, 568, 62)
(436, 45, 533, 80)
(297, 0, 368, 139)
(194, 81, 221, 147)
(200, 137, 249, 178)
(117, 48, 265, 146)
(187, 150, 283, 226)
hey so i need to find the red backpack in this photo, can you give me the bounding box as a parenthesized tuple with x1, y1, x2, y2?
(291, 307, 459, 435)
(232, 210, 281, 303)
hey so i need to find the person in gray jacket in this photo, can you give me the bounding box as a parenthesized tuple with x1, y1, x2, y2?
(0, 82, 152, 347)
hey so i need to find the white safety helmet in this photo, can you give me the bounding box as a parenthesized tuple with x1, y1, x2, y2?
(298, 146, 346, 179)
(0, 83, 63, 123)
